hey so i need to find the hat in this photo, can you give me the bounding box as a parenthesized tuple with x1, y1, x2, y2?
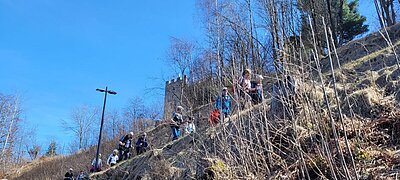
(99, 153, 101, 157)
(177, 106, 184, 110)
(142, 132, 147, 136)
(69, 168, 73, 171)
(243, 69, 252, 75)
(256, 75, 264, 80)
(113, 149, 118, 153)
(222, 87, 228, 91)
(130, 132, 134, 136)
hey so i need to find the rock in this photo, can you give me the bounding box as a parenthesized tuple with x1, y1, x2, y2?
(396, 92, 400, 103)
(384, 81, 396, 95)
(357, 79, 372, 89)
(375, 74, 388, 88)
(343, 88, 382, 118)
(390, 69, 400, 81)
(196, 158, 229, 180)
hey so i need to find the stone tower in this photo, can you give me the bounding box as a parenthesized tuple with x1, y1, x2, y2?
(164, 75, 187, 119)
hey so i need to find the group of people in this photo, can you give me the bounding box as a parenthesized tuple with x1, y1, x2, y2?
(64, 168, 89, 180)
(238, 68, 264, 105)
(169, 105, 196, 141)
(169, 68, 265, 139)
(64, 68, 266, 179)
(210, 68, 264, 125)
(64, 132, 150, 179)
(94, 132, 149, 170)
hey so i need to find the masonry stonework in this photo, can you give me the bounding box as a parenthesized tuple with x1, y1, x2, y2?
(163, 75, 187, 119)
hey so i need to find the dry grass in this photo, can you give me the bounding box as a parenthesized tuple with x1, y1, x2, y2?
(342, 39, 400, 70)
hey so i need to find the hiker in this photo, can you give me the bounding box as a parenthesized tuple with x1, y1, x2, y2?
(90, 153, 102, 173)
(76, 170, 88, 180)
(215, 87, 232, 122)
(239, 69, 252, 108)
(107, 149, 119, 167)
(135, 132, 148, 155)
(239, 69, 252, 95)
(184, 116, 196, 134)
(118, 132, 134, 162)
(64, 168, 74, 180)
(170, 106, 184, 141)
(251, 75, 264, 104)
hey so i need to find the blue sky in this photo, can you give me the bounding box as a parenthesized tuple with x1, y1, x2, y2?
(0, 0, 203, 151)
(0, 0, 381, 153)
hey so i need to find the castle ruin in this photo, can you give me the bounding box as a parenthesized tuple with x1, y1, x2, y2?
(163, 75, 187, 119)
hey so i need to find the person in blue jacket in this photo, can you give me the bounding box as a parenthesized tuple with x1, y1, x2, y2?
(215, 87, 232, 122)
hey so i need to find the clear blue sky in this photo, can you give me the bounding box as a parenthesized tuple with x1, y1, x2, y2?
(0, 0, 379, 153)
(0, 0, 203, 151)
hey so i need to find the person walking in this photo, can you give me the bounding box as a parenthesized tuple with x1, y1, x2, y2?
(239, 69, 252, 109)
(239, 69, 252, 95)
(76, 170, 87, 180)
(184, 116, 196, 134)
(135, 132, 148, 155)
(118, 132, 134, 162)
(251, 75, 264, 104)
(90, 153, 102, 173)
(107, 149, 119, 167)
(170, 106, 184, 141)
(215, 87, 232, 122)
(64, 168, 74, 180)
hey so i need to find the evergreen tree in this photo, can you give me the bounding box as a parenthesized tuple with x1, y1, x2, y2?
(298, 0, 369, 50)
(339, 0, 369, 44)
(45, 141, 57, 157)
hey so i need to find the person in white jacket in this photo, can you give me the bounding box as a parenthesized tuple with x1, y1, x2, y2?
(184, 116, 196, 134)
(90, 153, 102, 172)
(107, 149, 119, 167)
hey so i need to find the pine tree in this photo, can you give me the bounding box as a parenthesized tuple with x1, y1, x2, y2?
(45, 141, 57, 157)
(298, 0, 369, 49)
(339, 0, 369, 44)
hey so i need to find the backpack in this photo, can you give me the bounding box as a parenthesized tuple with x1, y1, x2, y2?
(209, 109, 220, 125)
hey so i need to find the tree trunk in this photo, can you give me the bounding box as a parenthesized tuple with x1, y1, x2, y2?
(326, 0, 338, 46)
(374, 0, 385, 28)
(390, 0, 396, 25)
(1, 98, 18, 160)
(247, 0, 256, 71)
(377, 0, 395, 26)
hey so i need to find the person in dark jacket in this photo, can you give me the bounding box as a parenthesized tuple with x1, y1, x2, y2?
(170, 106, 184, 141)
(64, 168, 74, 180)
(135, 132, 148, 155)
(250, 75, 264, 104)
(118, 132, 133, 162)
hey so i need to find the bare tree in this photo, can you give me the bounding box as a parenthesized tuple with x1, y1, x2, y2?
(62, 105, 98, 151)
(374, 0, 397, 27)
(104, 109, 122, 140)
(167, 37, 196, 77)
(26, 145, 41, 160)
(124, 97, 146, 132)
(145, 101, 163, 121)
(0, 94, 21, 173)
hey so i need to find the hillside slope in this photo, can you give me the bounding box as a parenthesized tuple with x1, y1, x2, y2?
(8, 23, 400, 180)
(89, 23, 400, 179)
